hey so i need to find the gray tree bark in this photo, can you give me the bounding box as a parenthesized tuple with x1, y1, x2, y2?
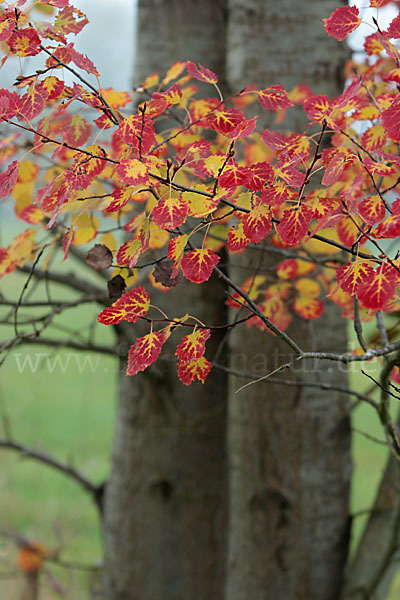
(102, 2, 228, 599)
(225, 2, 352, 599)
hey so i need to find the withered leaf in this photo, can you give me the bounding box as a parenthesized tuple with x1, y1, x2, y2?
(107, 274, 126, 299)
(154, 260, 181, 288)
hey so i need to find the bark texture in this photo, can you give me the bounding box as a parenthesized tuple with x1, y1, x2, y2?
(103, 2, 228, 599)
(225, 2, 352, 599)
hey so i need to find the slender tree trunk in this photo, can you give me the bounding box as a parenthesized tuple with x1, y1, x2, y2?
(103, 2, 228, 599)
(224, 2, 352, 599)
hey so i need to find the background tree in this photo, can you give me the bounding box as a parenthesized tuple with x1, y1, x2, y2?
(103, 2, 228, 598)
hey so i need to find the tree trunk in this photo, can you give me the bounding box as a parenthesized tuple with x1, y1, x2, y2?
(224, 2, 352, 599)
(102, 2, 228, 599)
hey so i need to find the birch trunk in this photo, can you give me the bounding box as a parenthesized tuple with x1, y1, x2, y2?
(225, 2, 352, 599)
(103, 2, 228, 599)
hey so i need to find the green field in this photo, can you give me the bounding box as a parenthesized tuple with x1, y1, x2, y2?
(1, 267, 399, 597)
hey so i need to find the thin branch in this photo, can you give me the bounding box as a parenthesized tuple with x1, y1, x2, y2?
(0, 439, 102, 503)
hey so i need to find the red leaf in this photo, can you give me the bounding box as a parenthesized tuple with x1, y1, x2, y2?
(181, 249, 220, 283)
(187, 61, 218, 85)
(227, 223, 250, 252)
(336, 261, 376, 296)
(0, 161, 18, 198)
(356, 263, 399, 310)
(277, 204, 313, 246)
(64, 115, 92, 146)
(358, 195, 386, 225)
(323, 5, 361, 41)
(177, 356, 212, 385)
(98, 286, 150, 325)
(244, 161, 274, 192)
(127, 331, 165, 376)
(54, 6, 89, 36)
(116, 238, 141, 268)
(381, 98, 400, 142)
(8, 28, 41, 57)
(176, 329, 210, 363)
(117, 114, 155, 157)
(261, 184, 297, 207)
(258, 85, 293, 111)
(243, 203, 271, 242)
(304, 95, 331, 123)
(218, 163, 250, 189)
(17, 87, 47, 122)
(208, 108, 245, 136)
(152, 196, 188, 229)
(116, 159, 150, 186)
(0, 14, 14, 43)
(374, 212, 400, 238)
(386, 14, 400, 39)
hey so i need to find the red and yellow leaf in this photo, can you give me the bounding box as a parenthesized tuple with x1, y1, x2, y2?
(336, 261, 376, 296)
(293, 278, 323, 320)
(176, 328, 210, 363)
(374, 212, 400, 238)
(64, 114, 92, 146)
(361, 125, 387, 152)
(227, 223, 250, 252)
(117, 114, 155, 156)
(0, 161, 18, 198)
(258, 85, 293, 111)
(116, 238, 141, 268)
(127, 331, 165, 376)
(116, 159, 150, 186)
(152, 196, 188, 229)
(304, 95, 331, 123)
(356, 263, 399, 310)
(181, 249, 220, 283)
(358, 195, 386, 225)
(381, 98, 400, 142)
(277, 204, 313, 246)
(98, 286, 150, 325)
(177, 356, 212, 385)
(243, 203, 271, 242)
(187, 61, 218, 85)
(323, 5, 361, 41)
(8, 28, 41, 57)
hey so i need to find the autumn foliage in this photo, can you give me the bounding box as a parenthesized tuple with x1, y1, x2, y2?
(1, 1, 400, 386)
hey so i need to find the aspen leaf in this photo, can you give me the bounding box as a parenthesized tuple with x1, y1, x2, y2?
(152, 196, 188, 229)
(323, 6, 361, 41)
(187, 61, 218, 85)
(277, 204, 313, 246)
(117, 159, 150, 186)
(258, 85, 293, 111)
(336, 261, 375, 296)
(356, 263, 399, 310)
(176, 329, 210, 363)
(127, 331, 165, 376)
(86, 244, 113, 270)
(8, 28, 41, 56)
(177, 356, 212, 385)
(98, 286, 150, 325)
(181, 249, 220, 283)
